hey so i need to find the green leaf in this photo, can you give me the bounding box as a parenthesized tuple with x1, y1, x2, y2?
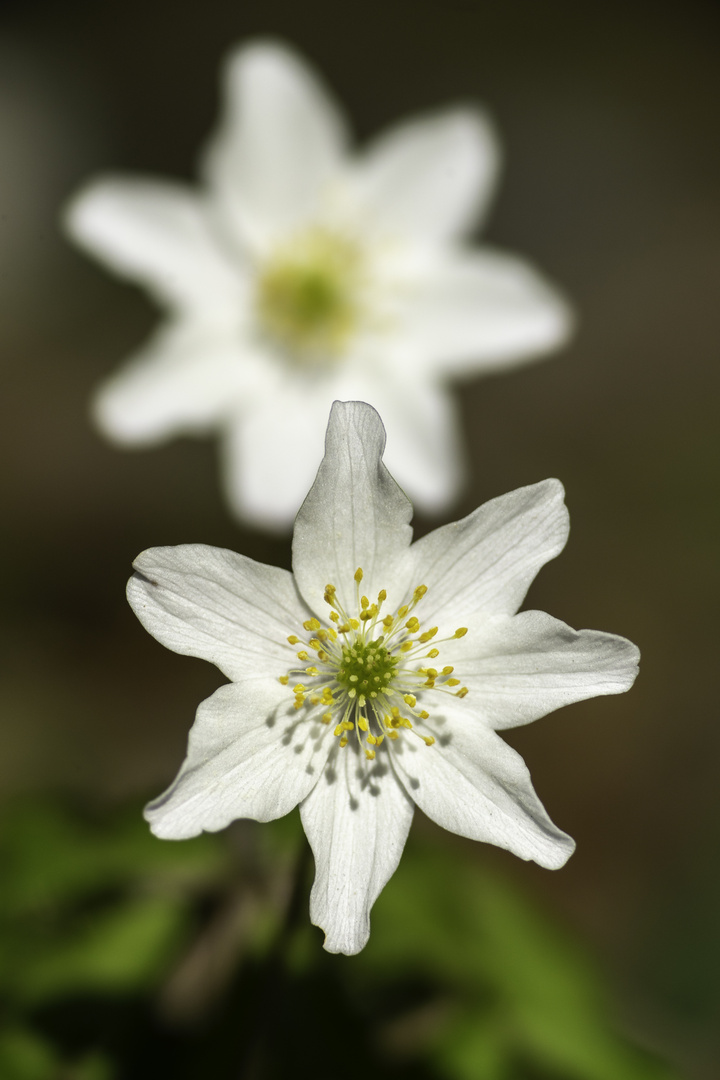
(8, 894, 188, 1004)
(0, 801, 226, 920)
(0, 1026, 114, 1080)
(360, 837, 679, 1080)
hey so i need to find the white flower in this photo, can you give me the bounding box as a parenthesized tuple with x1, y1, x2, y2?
(128, 401, 638, 955)
(66, 39, 572, 529)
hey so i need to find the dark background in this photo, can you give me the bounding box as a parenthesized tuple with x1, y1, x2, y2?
(1, 1, 719, 1076)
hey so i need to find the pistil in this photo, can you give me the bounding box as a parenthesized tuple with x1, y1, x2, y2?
(280, 568, 468, 760)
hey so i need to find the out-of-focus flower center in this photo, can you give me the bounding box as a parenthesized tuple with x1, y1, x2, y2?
(256, 228, 366, 361)
(280, 568, 468, 760)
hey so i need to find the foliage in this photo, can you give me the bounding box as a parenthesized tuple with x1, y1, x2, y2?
(0, 801, 678, 1080)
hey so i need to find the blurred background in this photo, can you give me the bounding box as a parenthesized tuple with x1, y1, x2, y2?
(1, 0, 719, 1077)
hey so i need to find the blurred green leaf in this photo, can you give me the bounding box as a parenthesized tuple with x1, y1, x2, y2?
(360, 838, 679, 1080)
(0, 800, 234, 1009)
(0, 801, 226, 918)
(0, 1027, 55, 1080)
(0, 1026, 114, 1080)
(6, 894, 188, 1004)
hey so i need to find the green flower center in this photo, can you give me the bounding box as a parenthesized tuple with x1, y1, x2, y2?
(279, 569, 469, 761)
(256, 229, 364, 361)
(336, 639, 398, 699)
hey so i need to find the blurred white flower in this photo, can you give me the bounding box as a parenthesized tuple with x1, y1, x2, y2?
(129, 401, 638, 954)
(66, 40, 572, 529)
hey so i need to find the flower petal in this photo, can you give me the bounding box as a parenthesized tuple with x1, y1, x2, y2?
(92, 322, 269, 445)
(202, 40, 348, 252)
(376, 376, 463, 515)
(353, 109, 498, 242)
(127, 544, 308, 681)
(220, 376, 336, 532)
(145, 681, 330, 838)
(450, 610, 640, 729)
(64, 178, 243, 312)
(395, 250, 573, 374)
(300, 745, 414, 954)
(221, 375, 461, 531)
(391, 708, 574, 868)
(292, 401, 414, 615)
(407, 479, 568, 624)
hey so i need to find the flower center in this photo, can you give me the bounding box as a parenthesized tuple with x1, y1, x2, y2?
(255, 228, 365, 362)
(336, 638, 397, 698)
(279, 568, 469, 760)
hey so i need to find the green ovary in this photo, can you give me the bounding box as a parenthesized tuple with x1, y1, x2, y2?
(256, 230, 364, 360)
(336, 639, 397, 700)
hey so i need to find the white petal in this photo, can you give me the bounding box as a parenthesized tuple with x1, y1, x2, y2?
(300, 745, 414, 954)
(92, 322, 268, 445)
(451, 611, 640, 729)
(220, 374, 461, 531)
(127, 544, 308, 681)
(395, 250, 573, 374)
(407, 480, 568, 624)
(353, 109, 499, 242)
(292, 401, 414, 615)
(202, 40, 348, 252)
(64, 178, 243, 312)
(220, 377, 336, 532)
(146, 681, 330, 838)
(377, 376, 464, 514)
(391, 709, 574, 868)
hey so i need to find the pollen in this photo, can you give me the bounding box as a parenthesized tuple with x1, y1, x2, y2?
(279, 576, 469, 763)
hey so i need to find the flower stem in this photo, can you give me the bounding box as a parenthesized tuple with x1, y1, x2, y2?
(234, 839, 313, 1079)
